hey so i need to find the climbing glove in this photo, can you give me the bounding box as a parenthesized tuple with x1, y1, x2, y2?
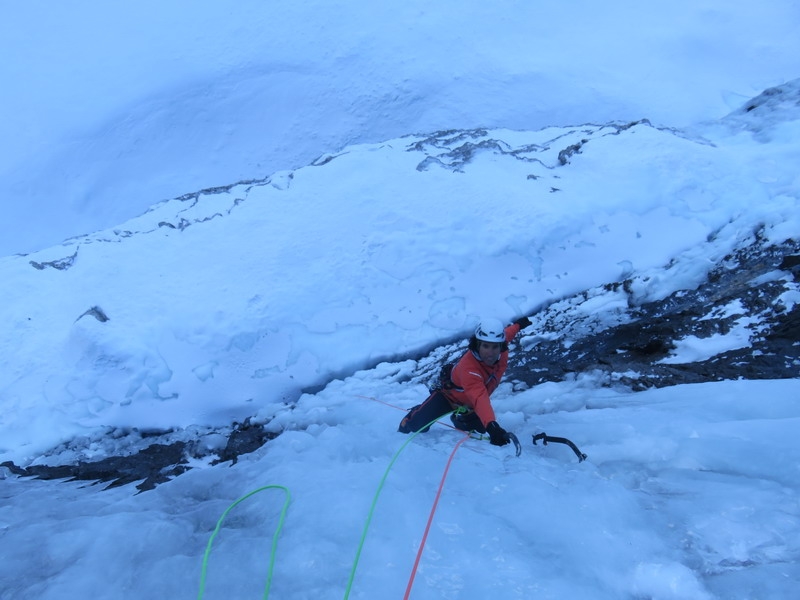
(514, 316, 532, 329)
(486, 421, 510, 446)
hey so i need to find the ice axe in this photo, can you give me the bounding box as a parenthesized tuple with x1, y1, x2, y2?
(532, 432, 587, 462)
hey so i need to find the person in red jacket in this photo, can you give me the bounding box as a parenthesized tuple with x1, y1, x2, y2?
(398, 316, 532, 446)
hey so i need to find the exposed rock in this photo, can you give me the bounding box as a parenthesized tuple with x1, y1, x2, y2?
(210, 418, 279, 466)
(29, 248, 79, 271)
(76, 306, 110, 323)
(2, 442, 188, 493)
(4, 420, 277, 493)
(505, 236, 800, 391)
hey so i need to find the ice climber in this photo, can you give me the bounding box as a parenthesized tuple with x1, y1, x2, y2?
(398, 316, 532, 446)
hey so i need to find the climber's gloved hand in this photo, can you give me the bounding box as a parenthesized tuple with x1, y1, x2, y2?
(513, 316, 532, 329)
(486, 421, 510, 446)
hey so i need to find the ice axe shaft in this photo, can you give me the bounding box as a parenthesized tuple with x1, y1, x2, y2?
(532, 432, 587, 462)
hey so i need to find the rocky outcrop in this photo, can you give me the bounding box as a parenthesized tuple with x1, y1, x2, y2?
(506, 235, 799, 390)
(2, 419, 278, 493)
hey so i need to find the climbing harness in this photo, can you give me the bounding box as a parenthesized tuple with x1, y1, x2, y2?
(532, 432, 588, 462)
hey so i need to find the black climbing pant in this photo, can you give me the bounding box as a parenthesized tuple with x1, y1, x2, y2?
(398, 391, 485, 434)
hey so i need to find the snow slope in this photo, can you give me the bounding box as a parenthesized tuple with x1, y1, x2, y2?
(2, 1, 799, 255)
(1, 2, 799, 599)
(3, 116, 798, 466)
(2, 376, 799, 599)
(2, 98, 799, 598)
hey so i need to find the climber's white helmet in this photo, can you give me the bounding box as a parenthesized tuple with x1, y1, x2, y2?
(474, 318, 505, 343)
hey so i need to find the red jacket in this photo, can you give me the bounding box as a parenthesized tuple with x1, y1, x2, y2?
(443, 323, 520, 426)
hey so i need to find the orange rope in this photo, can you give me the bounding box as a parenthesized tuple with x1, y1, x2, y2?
(403, 432, 471, 599)
(354, 394, 405, 411)
(354, 395, 459, 430)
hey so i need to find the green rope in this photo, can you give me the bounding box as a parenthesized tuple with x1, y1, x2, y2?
(343, 412, 454, 600)
(197, 485, 292, 600)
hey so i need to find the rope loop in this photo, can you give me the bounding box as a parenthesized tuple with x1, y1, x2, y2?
(197, 484, 292, 600)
